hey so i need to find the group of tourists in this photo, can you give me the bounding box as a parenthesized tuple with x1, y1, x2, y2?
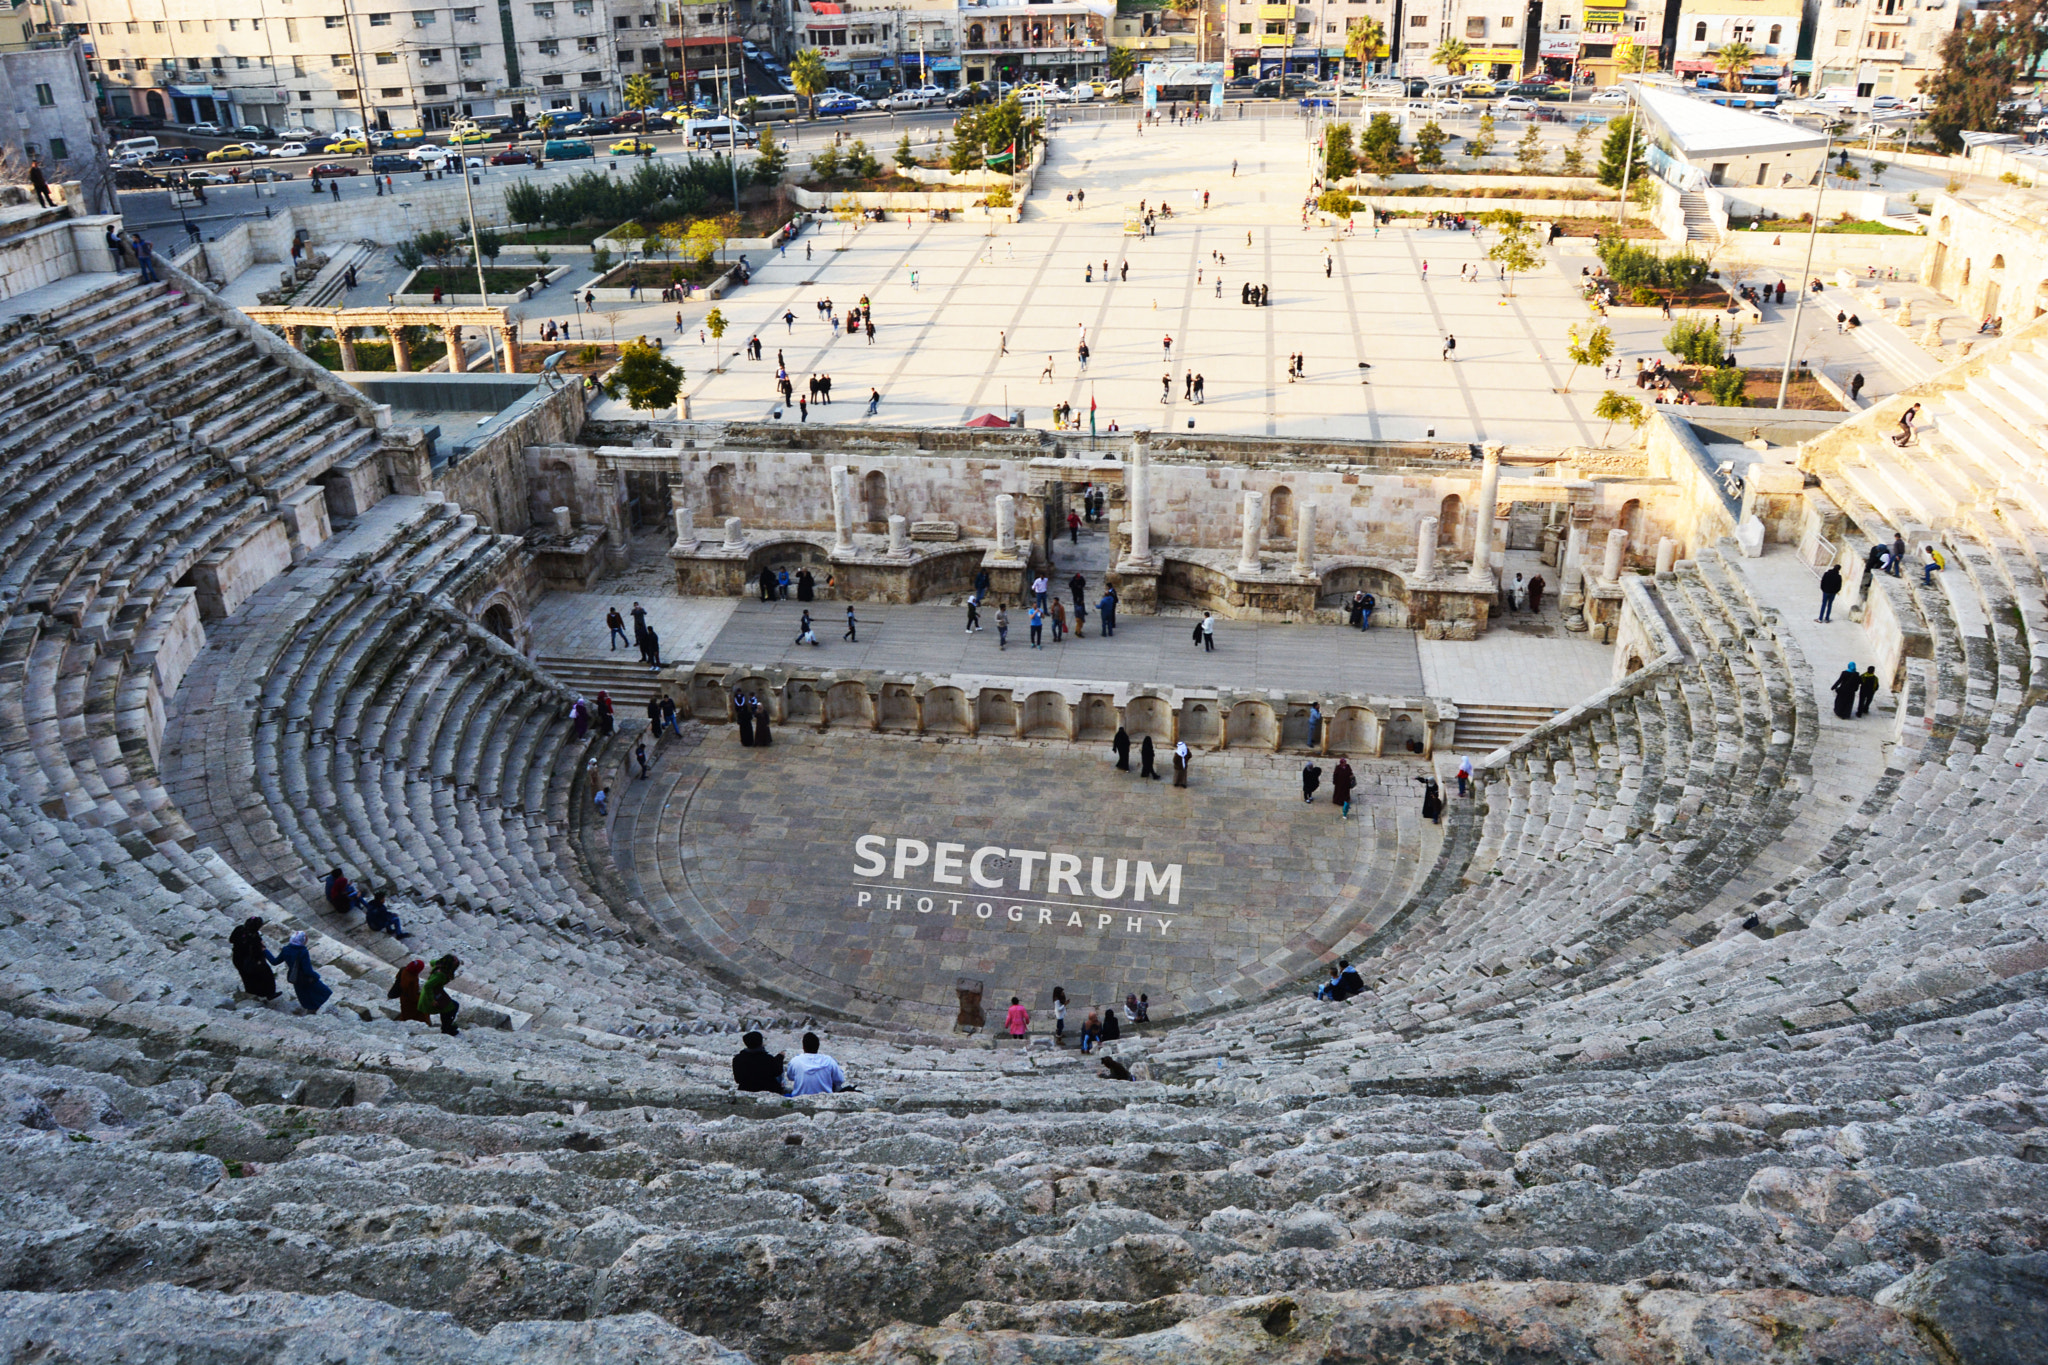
(1004, 986, 1149, 1055)
(1109, 726, 1194, 787)
(731, 1030, 849, 1095)
(605, 602, 662, 669)
(756, 567, 822, 602)
(966, 572, 1120, 649)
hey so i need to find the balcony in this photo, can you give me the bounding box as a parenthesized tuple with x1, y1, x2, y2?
(1258, 3, 1294, 17)
(1869, 9, 1909, 21)
(1259, 31, 1289, 45)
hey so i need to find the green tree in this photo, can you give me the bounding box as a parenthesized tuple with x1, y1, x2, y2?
(1597, 113, 1644, 189)
(791, 49, 829, 118)
(641, 226, 668, 262)
(754, 125, 788, 182)
(704, 306, 729, 371)
(1468, 110, 1497, 161)
(1561, 125, 1589, 176)
(601, 338, 684, 410)
(895, 132, 917, 170)
(844, 139, 882, 179)
(623, 73, 656, 135)
(809, 144, 842, 181)
(1924, 4, 2043, 149)
(1594, 390, 1647, 444)
(1431, 38, 1472, 73)
(1614, 37, 1657, 75)
(1486, 220, 1541, 296)
(1414, 119, 1448, 169)
(1323, 122, 1358, 180)
(1704, 365, 1749, 406)
(1562, 322, 1614, 393)
(1515, 124, 1547, 175)
(1345, 16, 1387, 74)
(1360, 111, 1403, 174)
(1664, 315, 1741, 367)
(1108, 47, 1137, 83)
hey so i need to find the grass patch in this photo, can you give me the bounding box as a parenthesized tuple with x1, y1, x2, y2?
(595, 258, 725, 288)
(406, 266, 552, 295)
(1729, 216, 1914, 235)
(305, 332, 450, 373)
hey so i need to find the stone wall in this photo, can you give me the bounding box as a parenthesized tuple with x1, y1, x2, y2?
(188, 516, 293, 621)
(1644, 411, 1740, 559)
(669, 661, 1456, 756)
(0, 214, 123, 301)
(425, 379, 585, 534)
(1918, 191, 2048, 325)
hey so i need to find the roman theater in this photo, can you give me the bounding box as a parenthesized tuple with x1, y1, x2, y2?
(0, 115, 2043, 1364)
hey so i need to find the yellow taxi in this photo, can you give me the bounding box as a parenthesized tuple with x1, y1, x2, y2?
(323, 138, 369, 155)
(204, 143, 259, 162)
(609, 137, 655, 156)
(388, 127, 427, 144)
(449, 128, 491, 145)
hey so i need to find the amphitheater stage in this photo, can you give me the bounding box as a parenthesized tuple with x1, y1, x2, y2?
(611, 725, 1435, 1030)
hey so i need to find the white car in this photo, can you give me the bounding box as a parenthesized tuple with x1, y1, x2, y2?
(741, 39, 759, 57)
(1869, 94, 1903, 110)
(269, 141, 308, 158)
(1589, 88, 1629, 106)
(1494, 95, 1538, 112)
(883, 90, 930, 110)
(185, 121, 225, 137)
(1430, 99, 1473, 116)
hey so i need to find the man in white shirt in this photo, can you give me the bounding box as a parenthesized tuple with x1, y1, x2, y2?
(784, 1032, 846, 1096)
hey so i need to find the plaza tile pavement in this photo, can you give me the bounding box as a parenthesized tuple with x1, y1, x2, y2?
(612, 723, 1440, 1028)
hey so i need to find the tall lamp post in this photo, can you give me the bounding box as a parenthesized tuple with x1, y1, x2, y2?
(1775, 129, 1833, 410)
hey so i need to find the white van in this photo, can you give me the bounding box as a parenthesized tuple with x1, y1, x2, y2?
(687, 118, 759, 148)
(113, 136, 160, 162)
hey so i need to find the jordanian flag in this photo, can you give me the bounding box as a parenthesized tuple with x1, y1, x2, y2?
(986, 140, 1017, 166)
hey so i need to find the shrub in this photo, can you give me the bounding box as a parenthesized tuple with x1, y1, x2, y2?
(1664, 316, 1731, 367)
(1323, 123, 1358, 180)
(1317, 189, 1362, 215)
(985, 185, 1014, 208)
(1703, 365, 1748, 406)
(601, 339, 684, 411)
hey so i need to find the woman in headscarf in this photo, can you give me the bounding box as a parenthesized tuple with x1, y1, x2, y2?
(752, 695, 772, 747)
(277, 930, 331, 1015)
(570, 696, 588, 739)
(1331, 757, 1357, 818)
(420, 954, 462, 1036)
(228, 916, 281, 999)
(389, 958, 429, 1022)
(1139, 734, 1158, 779)
(1112, 725, 1130, 772)
(1419, 776, 1444, 824)
(1124, 993, 1141, 1023)
(596, 691, 615, 737)
(1831, 662, 1860, 719)
(736, 690, 757, 746)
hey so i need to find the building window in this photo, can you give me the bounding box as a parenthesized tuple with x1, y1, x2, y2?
(423, 82, 447, 92)
(1465, 16, 1485, 36)
(1767, 22, 1781, 44)
(640, 13, 655, 24)
(176, 18, 189, 31)
(415, 9, 436, 22)
(151, 19, 164, 30)
(337, 88, 357, 98)
(299, 90, 313, 100)
(533, 3, 554, 16)
(326, 15, 345, 27)
(1499, 14, 1513, 27)
(454, 6, 477, 17)
(459, 43, 481, 59)
(1410, 13, 1427, 26)
(573, 1, 593, 13)
(228, 17, 239, 29)
(464, 79, 485, 89)
(1325, 20, 1336, 31)
(1237, 20, 1251, 32)
(211, 56, 224, 69)
(186, 57, 201, 69)
(1836, 27, 1850, 43)
(418, 47, 442, 61)
(123, 20, 136, 32)
(1631, 15, 1646, 31)
(382, 85, 404, 95)
(542, 72, 563, 83)
(1693, 20, 1705, 40)
(641, 46, 659, 63)
(48, 138, 66, 159)
(615, 14, 629, 25)
(333, 54, 351, 65)
(537, 38, 559, 53)
(577, 35, 597, 50)
(236, 55, 251, 67)
(376, 51, 398, 62)
(285, 17, 298, 39)
(581, 69, 600, 80)
(33, 82, 53, 105)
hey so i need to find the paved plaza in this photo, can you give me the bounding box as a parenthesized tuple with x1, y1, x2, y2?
(614, 724, 1437, 1027)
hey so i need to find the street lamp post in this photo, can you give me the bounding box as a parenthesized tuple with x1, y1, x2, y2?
(1775, 130, 1833, 410)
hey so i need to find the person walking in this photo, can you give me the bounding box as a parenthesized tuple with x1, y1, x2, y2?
(1891, 403, 1920, 447)
(843, 605, 860, 641)
(1302, 760, 1322, 804)
(1098, 590, 1117, 637)
(228, 917, 282, 999)
(1005, 996, 1030, 1038)
(995, 605, 1009, 650)
(389, 958, 429, 1023)
(965, 596, 981, 632)
(1856, 665, 1880, 717)
(1849, 372, 1865, 403)
(27, 158, 55, 208)
(1332, 757, 1357, 818)
(1456, 754, 1473, 798)
(607, 606, 629, 648)
(795, 609, 819, 646)
(1830, 662, 1860, 719)
(1172, 739, 1191, 787)
(278, 930, 331, 1015)
(1200, 612, 1215, 652)
(1818, 564, 1842, 622)
(1050, 597, 1067, 642)
(1139, 734, 1159, 779)
(1890, 533, 1907, 577)
(419, 954, 462, 1036)
(1032, 575, 1049, 611)
(1419, 776, 1444, 824)
(1067, 509, 1081, 543)
(1029, 604, 1044, 648)
(1442, 332, 1456, 361)
(641, 625, 661, 669)
(1052, 986, 1068, 1046)
(1112, 725, 1131, 772)
(1528, 575, 1546, 614)
(1070, 572, 1087, 613)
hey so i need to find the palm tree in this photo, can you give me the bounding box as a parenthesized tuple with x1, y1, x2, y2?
(1107, 46, 1137, 87)
(1715, 40, 1755, 89)
(791, 49, 828, 120)
(623, 73, 655, 144)
(1431, 38, 1471, 75)
(1614, 37, 1658, 75)
(1345, 17, 1387, 77)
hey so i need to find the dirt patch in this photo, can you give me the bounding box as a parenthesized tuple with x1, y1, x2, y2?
(1648, 365, 1843, 411)
(594, 259, 725, 288)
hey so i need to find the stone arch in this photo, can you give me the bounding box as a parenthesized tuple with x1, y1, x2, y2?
(534, 459, 574, 525)
(1767, 21, 1781, 44)
(923, 686, 971, 733)
(824, 681, 874, 728)
(1123, 694, 1171, 742)
(1279, 704, 1319, 750)
(1328, 705, 1376, 754)
(968, 21, 984, 44)
(877, 683, 919, 731)
(1180, 701, 1219, 747)
(1622, 646, 1647, 675)
(480, 602, 515, 643)
(1224, 700, 1278, 750)
(1020, 691, 1072, 740)
(1316, 565, 1410, 627)
(732, 676, 777, 721)
(1438, 494, 1462, 548)
(745, 538, 834, 583)
(1267, 485, 1294, 542)
(862, 470, 888, 526)
(785, 681, 824, 722)
(1693, 19, 1706, 40)
(706, 463, 735, 519)
(689, 673, 730, 719)
(1383, 707, 1424, 755)
(1619, 499, 1646, 561)
(976, 688, 1017, 735)
(1077, 693, 1119, 741)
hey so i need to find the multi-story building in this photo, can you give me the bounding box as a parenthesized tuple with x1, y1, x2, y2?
(74, 0, 619, 134)
(1534, 0, 1671, 86)
(1670, 0, 1804, 95)
(1806, 0, 1960, 101)
(954, 0, 1109, 86)
(1112, 0, 1211, 67)
(1223, 0, 1392, 80)
(786, 0, 959, 90)
(0, 32, 112, 210)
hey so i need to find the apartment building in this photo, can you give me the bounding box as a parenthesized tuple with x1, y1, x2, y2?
(1670, 0, 1804, 94)
(1112, 0, 1211, 66)
(1534, 0, 1671, 86)
(0, 33, 112, 209)
(1223, 0, 1391, 78)
(1806, 0, 1960, 99)
(73, 0, 619, 134)
(784, 0, 960, 87)
(954, 0, 1109, 86)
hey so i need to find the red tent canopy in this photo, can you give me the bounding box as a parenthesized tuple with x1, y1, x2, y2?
(964, 413, 1010, 428)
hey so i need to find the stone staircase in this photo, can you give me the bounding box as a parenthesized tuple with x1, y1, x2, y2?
(534, 651, 669, 709)
(1678, 189, 1717, 244)
(1451, 701, 1558, 751)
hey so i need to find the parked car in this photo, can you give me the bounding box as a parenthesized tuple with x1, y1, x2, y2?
(387, 127, 427, 144)
(947, 83, 993, 107)
(543, 138, 596, 159)
(370, 153, 422, 173)
(323, 138, 370, 155)
(1539, 82, 1572, 100)
(854, 82, 892, 101)
(309, 162, 361, 176)
(184, 121, 226, 136)
(204, 143, 260, 162)
(113, 168, 167, 189)
(1225, 76, 1259, 91)
(268, 142, 308, 158)
(181, 169, 236, 185)
(1430, 99, 1474, 115)
(233, 124, 276, 139)
(489, 149, 534, 165)
(147, 147, 205, 165)
(240, 166, 294, 182)
(883, 89, 933, 110)
(1870, 94, 1904, 110)
(1589, 88, 1630, 105)
(1493, 95, 1537, 112)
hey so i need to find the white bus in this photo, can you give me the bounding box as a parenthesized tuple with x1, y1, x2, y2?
(742, 93, 801, 122)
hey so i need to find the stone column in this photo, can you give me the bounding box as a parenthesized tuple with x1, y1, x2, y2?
(724, 516, 744, 548)
(1562, 525, 1589, 594)
(335, 327, 360, 372)
(552, 505, 573, 537)
(1468, 444, 1502, 581)
(284, 324, 305, 352)
(445, 325, 467, 373)
(994, 493, 1018, 558)
(1655, 536, 1677, 574)
(831, 466, 853, 551)
(1237, 491, 1264, 574)
(500, 325, 520, 373)
(888, 513, 910, 556)
(596, 467, 626, 549)
(672, 498, 694, 545)
(1416, 516, 1438, 579)
(389, 325, 412, 372)
(1294, 501, 1316, 573)
(1602, 529, 1629, 584)
(1125, 433, 1153, 565)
